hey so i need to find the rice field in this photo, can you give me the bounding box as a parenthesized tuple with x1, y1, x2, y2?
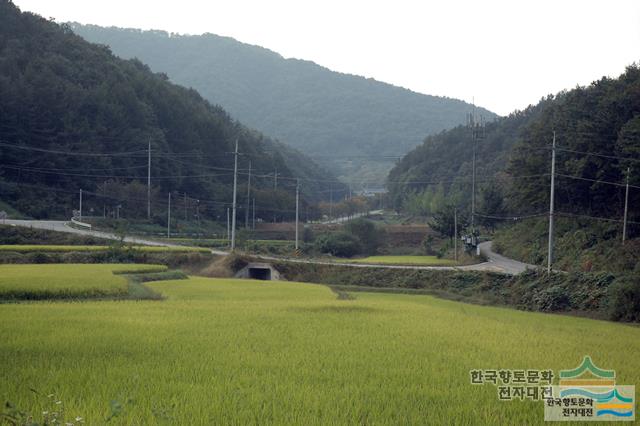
(337, 255, 458, 266)
(0, 245, 210, 253)
(1, 275, 638, 424)
(0, 264, 166, 300)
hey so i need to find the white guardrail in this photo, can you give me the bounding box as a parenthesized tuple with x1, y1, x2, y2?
(70, 217, 92, 229)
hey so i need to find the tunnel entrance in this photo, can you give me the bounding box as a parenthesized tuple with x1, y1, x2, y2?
(248, 267, 272, 280)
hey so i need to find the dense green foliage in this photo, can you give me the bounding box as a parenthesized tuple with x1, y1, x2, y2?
(314, 232, 361, 257)
(0, 1, 339, 222)
(70, 24, 496, 183)
(1, 276, 639, 423)
(492, 217, 640, 273)
(390, 65, 640, 251)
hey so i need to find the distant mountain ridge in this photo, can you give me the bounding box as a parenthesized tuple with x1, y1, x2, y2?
(70, 24, 497, 184)
(0, 0, 341, 221)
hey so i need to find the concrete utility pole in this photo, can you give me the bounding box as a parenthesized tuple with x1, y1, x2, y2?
(226, 208, 230, 242)
(167, 192, 171, 239)
(147, 138, 151, 220)
(623, 167, 630, 243)
(295, 178, 300, 250)
(547, 132, 557, 274)
(79, 189, 83, 221)
(329, 186, 333, 220)
(454, 208, 458, 262)
(245, 161, 252, 229)
(231, 139, 239, 250)
(273, 168, 278, 190)
(252, 197, 256, 230)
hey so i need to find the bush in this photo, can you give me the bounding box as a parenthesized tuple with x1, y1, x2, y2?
(315, 232, 361, 258)
(344, 218, 384, 255)
(608, 276, 640, 322)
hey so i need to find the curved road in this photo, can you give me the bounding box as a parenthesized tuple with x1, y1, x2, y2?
(3, 220, 534, 275)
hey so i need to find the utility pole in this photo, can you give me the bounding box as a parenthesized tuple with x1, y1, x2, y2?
(252, 197, 256, 230)
(623, 167, 630, 243)
(245, 161, 251, 229)
(167, 192, 171, 238)
(184, 192, 187, 221)
(103, 181, 107, 218)
(295, 178, 300, 250)
(547, 132, 556, 274)
(454, 208, 458, 262)
(147, 138, 151, 220)
(329, 186, 333, 220)
(470, 112, 477, 230)
(231, 139, 239, 250)
(226, 208, 230, 242)
(274, 168, 278, 190)
(79, 189, 83, 221)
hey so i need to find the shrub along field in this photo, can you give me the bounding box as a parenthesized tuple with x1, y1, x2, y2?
(0, 264, 167, 300)
(0, 277, 638, 424)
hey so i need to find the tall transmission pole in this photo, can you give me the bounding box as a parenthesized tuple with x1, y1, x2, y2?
(147, 138, 151, 220)
(329, 186, 333, 220)
(547, 132, 557, 274)
(454, 207, 458, 262)
(245, 161, 252, 229)
(167, 192, 171, 238)
(295, 178, 300, 250)
(231, 139, 239, 251)
(623, 167, 630, 243)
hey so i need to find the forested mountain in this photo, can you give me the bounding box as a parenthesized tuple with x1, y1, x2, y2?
(389, 65, 640, 236)
(0, 0, 342, 221)
(70, 24, 496, 184)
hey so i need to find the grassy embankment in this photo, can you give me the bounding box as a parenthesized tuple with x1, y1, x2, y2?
(492, 217, 639, 274)
(0, 276, 638, 424)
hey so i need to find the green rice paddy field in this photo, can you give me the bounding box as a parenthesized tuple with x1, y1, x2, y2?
(0, 264, 167, 300)
(1, 273, 639, 424)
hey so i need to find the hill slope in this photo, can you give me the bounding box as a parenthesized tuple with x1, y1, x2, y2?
(0, 1, 341, 221)
(389, 65, 640, 270)
(70, 24, 497, 184)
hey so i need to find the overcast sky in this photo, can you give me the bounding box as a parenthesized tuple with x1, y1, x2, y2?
(13, 0, 640, 116)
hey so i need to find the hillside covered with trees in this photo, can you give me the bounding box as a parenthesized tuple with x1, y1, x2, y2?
(0, 0, 343, 222)
(70, 24, 496, 184)
(389, 65, 640, 270)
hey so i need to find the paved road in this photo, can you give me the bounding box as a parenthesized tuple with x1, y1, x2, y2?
(3, 220, 534, 274)
(322, 210, 384, 224)
(258, 241, 535, 275)
(2, 219, 229, 255)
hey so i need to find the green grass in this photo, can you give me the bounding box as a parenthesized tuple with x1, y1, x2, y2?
(0, 245, 210, 253)
(0, 276, 639, 424)
(336, 255, 458, 266)
(0, 264, 167, 300)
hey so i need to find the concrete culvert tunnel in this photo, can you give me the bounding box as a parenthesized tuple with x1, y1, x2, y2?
(248, 267, 272, 280)
(235, 263, 281, 281)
